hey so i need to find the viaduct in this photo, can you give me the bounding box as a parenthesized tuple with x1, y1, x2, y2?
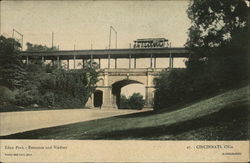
(20, 47, 191, 109)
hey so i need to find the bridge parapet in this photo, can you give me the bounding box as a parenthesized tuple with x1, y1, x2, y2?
(21, 47, 190, 69)
(97, 68, 167, 79)
(98, 68, 167, 73)
(20, 47, 190, 61)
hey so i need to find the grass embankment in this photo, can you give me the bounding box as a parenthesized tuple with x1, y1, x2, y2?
(1, 85, 249, 140)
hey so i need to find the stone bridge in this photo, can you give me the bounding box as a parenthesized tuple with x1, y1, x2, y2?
(86, 68, 166, 109)
(20, 47, 190, 109)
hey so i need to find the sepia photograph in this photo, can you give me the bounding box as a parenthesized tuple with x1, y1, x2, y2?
(0, 0, 249, 146)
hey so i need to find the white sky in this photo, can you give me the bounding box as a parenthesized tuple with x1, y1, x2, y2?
(1, 0, 191, 98)
(1, 0, 190, 50)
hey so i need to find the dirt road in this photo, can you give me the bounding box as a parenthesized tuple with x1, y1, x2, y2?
(0, 108, 151, 136)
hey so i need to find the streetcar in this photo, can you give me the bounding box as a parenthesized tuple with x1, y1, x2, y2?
(133, 38, 170, 48)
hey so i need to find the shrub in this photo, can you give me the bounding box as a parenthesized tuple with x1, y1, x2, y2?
(119, 93, 145, 110)
(13, 62, 99, 108)
(1, 37, 99, 108)
(14, 89, 35, 106)
(153, 64, 248, 111)
(154, 69, 191, 110)
(0, 86, 15, 105)
(41, 92, 55, 106)
(119, 95, 130, 109)
(154, 68, 212, 110)
(128, 93, 145, 110)
(53, 91, 83, 108)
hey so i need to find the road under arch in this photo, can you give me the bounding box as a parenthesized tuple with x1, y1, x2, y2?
(112, 80, 145, 108)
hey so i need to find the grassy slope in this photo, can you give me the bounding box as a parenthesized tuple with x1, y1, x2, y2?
(1, 85, 249, 140)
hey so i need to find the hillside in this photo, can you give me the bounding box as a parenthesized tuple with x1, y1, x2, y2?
(1, 85, 249, 140)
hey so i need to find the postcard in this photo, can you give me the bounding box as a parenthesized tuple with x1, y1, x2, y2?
(0, 0, 249, 162)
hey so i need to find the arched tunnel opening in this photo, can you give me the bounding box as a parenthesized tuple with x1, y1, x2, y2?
(112, 80, 145, 109)
(94, 90, 103, 107)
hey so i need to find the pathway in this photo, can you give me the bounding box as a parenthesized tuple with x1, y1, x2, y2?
(0, 108, 152, 136)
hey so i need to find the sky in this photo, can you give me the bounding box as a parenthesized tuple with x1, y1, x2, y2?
(1, 0, 191, 98)
(1, 0, 190, 50)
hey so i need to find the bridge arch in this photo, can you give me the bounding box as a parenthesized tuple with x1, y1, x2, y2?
(93, 90, 103, 107)
(112, 79, 145, 108)
(86, 68, 158, 109)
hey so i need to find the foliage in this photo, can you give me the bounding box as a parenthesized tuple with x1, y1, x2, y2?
(0, 36, 99, 108)
(0, 35, 26, 90)
(0, 86, 16, 105)
(128, 93, 145, 109)
(3, 85, 248, 139)
(26, 42, 58, 51)
(154, 69, 189, 110)
(186, 0, 248, 49)
(119, 95, 130, 109)
(154, 0, 249, 110)
(17, 62, 99, 107)
(185, 0, 248, 82)
(119, 93, 145, 110)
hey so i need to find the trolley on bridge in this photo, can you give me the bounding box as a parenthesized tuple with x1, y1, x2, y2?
(133, 38, 169, 49)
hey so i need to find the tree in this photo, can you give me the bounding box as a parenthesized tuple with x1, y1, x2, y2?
(154, 69, 194, 110)
(185, 0, 248, 84)
(13, 60, 100, 107)
(153, 1, 248, 111)
(119, 93, 145, 109)
(128, 93, 145, 110)
(0, 35, 26, 90)
(80, 60, 100, 104)
(0, 38, 100, 108)
(186, 0, 248, 49)
(26, 42, 58, 51)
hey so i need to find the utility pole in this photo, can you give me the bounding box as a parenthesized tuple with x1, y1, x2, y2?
(108, 27, 112, 49)
(115, 29, 117, 49)
(108, 26, 117, 49)
(52, 32, 54, 48)
(169, 42, 172, 68)
(90, 40, 93, 68)
(12, 29, 23, 50)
